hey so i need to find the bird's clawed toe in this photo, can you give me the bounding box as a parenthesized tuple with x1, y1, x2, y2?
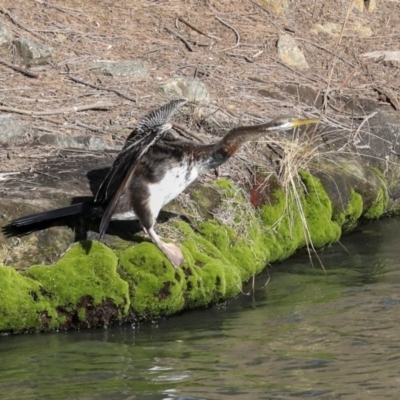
(159, 241, 185, 268)
(146, 226, 184, 268)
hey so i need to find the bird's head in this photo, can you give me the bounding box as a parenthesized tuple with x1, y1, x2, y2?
(265, 116, 320, 132)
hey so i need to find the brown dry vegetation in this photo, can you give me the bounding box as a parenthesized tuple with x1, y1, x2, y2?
(0, 0, 399, 183)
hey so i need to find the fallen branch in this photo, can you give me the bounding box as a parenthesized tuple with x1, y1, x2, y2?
(177, 16, 221, 41)
(74, 120, 106, 133)
(0, 102, 114, 116)
(172, 122, 207, 143)
(68, 75, 136, 102)
(248, 0, 282, 31)
(0, 59, 39, 78)
(264, 54, 321, 84)
(165, 27, 194, 52)
(226, 53, 254, 63)
(373, 87, 400, 111)
(215, 16, 240, 52)
(0, 172, 20, 181)
(295, 37, 355, 68)
(32, 0, 87, 24)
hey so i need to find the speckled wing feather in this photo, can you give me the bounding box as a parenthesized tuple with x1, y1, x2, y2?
(121, 99, 187, 151)
(97, 99, 187, 238)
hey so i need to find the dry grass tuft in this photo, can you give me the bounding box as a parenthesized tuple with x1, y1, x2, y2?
(212, 185, 255, 238)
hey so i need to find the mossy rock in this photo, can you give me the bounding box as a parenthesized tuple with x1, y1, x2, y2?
(0, 241, 130, 333)
(0, 266, 55, 333)
(117, 222, 243, 319)
(335, 189, 363, 232)
(364, 186, 388, 219)
(0, 158, 394, 333)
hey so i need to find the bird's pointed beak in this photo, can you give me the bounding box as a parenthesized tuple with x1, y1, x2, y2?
(290, 118, 320, 127)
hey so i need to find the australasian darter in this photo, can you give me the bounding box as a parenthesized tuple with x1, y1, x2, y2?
(3, 99, 319, 267)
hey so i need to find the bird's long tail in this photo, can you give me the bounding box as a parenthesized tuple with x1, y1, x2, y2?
(2, 202, 95, 237)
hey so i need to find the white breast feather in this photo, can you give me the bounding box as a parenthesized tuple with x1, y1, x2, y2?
(111, 162, 200, 221)
(148, 163, 199, 219)
(111, 210, 137, 220)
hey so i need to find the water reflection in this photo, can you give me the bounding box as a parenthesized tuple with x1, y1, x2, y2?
(1, 218, 400, 399)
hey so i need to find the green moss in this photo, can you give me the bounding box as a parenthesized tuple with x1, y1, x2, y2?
(117, 221, 246, 318)
(24, 241, 130, 327)
(364, 186, 388, 219)
(260, 187, 286, 228)
(259, 172, 341, 261)
(300, 171, 341, 247)
(335, 189, 363, 231)
(215, 178, 233, 190)
(193, 189, 212, 210)
(0, 241, 130, 333)
(119, 242, 186, 318)
(179, 221, 241, 296)
(229, 240, 261, 277)
(0, 266, 56, 332)
(259, 187, 303, 261)
(180, 263, 212, 308)
(198, 220, 232, 254)
(77, 307, 86, 321)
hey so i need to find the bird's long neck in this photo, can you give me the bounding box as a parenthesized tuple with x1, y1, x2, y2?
(199, 123, 272, 169)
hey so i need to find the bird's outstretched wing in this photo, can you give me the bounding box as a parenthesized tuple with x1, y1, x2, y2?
(97, 98, 187, 238)
(122, 99, 187, 151)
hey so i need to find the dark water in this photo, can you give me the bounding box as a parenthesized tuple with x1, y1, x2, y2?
(1, 218, 400, 400)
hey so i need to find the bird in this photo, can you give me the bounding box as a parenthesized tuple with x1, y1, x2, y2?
(3, 99, 319, 268)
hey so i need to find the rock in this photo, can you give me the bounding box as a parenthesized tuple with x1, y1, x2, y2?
(353, 0, 365, 11)
(311, 22, 341, 36)
(160, 77, 211, 103)
(277, 34, 309, 70)
(361, 50, 400, 62)
(350, 21, 373, 38)
(91, 60, 148, 77)
(0, 115, 30, 142)
(260, 0, 290, 13)
(0, 154, 113, 269)
(312, 21, 372, 38)
(366, 0, 377, 12)
(13, 37, 53, 65)
(0, 241, 130, 332)
(0, 22, 13, 49)
(354, 0, 376, 12)
(38, 133, 121, 150)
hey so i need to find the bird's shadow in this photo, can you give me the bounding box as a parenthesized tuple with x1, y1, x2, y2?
(3, 163, 190, 259)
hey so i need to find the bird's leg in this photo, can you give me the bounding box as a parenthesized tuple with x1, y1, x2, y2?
(145, 226, 184, 268)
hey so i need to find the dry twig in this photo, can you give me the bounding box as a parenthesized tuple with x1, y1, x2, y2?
(215, 16, 240, 52)
(0, 102, 114, 116)
(74, 120, 106, 133)
(0, 172, 20, 181)
(172, 123, 207, 143)
(248, 0, 282, 31)
(67, 75, 136, 102)
(226, 53, 254, 63)
(165, 27, 194, 52)
(32, 0, 87, 23)
(295, 37, 355, 68)
(177, 16, 221, 41)
(0, 59, 39, 79)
